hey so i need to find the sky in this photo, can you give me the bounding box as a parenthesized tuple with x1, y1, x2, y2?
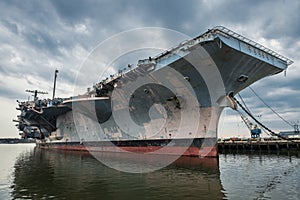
(0, 0, 299, 138)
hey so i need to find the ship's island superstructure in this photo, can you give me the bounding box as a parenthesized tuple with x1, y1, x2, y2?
(15, 26, 292, 157)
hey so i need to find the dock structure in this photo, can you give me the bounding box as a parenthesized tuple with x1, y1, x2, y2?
(218, 140, 300, 154)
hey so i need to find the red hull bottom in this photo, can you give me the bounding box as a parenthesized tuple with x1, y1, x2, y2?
(39, 143, 218, 157)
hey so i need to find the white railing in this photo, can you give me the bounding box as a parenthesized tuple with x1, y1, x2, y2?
(213, 26, 293, 65)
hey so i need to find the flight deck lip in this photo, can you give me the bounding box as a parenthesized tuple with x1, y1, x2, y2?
(62, 96, 110, 104)
(212, 26, 293, 66)
(105, 26, 292, 85)
(151, 26, 293, 67)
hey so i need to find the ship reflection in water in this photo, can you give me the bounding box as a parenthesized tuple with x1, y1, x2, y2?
(9, 146, 300, 199)
(11, 147, 224, 199)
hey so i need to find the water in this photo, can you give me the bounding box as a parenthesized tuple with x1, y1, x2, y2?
(0, 144, 299, 199)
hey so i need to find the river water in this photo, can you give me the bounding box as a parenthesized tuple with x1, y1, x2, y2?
(0, 144, 299, 199)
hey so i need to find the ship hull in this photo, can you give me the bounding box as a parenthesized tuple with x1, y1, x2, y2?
(16, 27, 292, 160)
(38, 138, 218, 157)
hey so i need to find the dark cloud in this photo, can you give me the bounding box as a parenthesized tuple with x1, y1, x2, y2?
(0, 85, 27, 99)
(128, 0, 200, 30)
(22, 29, 61, 56)
(1, 19, 19, 35)
(49, 0, 204, 36)
(260, 1, 300, 39)
(50, 0, 97, 22)
(0, 65, 8, 75)
(0, 0, 299, 136)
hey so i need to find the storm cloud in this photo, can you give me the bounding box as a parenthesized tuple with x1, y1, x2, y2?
(0, 0, 299, 137)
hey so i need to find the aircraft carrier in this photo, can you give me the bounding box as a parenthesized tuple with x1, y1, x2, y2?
(15, 26, 293, 157)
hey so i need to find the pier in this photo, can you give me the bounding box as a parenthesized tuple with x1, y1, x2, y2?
(218, 139, 300, 154)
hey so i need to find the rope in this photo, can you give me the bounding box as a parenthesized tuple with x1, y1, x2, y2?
(237, 93, 272, 136)
(237, 93, 251, 114)
(232, 96, 291, 141)
(249, 86, 294, 128)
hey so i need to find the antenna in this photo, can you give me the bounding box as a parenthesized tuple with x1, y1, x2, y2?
(25, 90, 48, 100)
(52, 69, 59, 100)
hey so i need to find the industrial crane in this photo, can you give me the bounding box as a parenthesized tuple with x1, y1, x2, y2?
(238, 111, 261, 138)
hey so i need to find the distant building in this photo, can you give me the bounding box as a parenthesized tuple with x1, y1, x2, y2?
(279, 131, 300, 139)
